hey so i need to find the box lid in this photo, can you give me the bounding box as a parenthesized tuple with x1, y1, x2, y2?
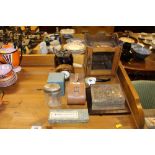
(47, 72, 64, 83)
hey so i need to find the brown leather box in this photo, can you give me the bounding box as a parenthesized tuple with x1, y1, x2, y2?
(67, 82, 86, 105)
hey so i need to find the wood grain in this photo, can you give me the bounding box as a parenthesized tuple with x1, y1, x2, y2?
(22, 54, 86, 67)
(122, 54, 155, 72)
(0, 66, 138, 129)
(117, 62, 145, 128)
(0, 43, 145, 128)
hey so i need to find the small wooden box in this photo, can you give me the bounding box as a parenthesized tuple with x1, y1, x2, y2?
(67, 82, 86, 105)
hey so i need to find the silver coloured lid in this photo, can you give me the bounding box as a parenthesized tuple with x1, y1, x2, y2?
(44, 83, 61, 93)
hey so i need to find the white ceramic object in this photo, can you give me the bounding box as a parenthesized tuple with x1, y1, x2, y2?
(61, 71, 70, 80)
(0, 64, 12, 77)
(85, 77, 96, 86)
(60, 29, 75, 35)
(0, 64, 17, 87)
(63, 42, 86, 54)
(39, 42, 48, 54)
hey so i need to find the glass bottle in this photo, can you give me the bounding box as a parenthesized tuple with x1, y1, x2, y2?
(44, 83, 61, 108)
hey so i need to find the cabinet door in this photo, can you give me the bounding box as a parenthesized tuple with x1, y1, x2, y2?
(86, 46, 121, 76)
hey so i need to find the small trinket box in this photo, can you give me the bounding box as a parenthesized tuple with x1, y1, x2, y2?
(91, 84, 125, 110)
(47, 72, 65, 96)
(67, 82, 86, 105)
(48, 109, 89, 124)
(67, 73, 86, 105)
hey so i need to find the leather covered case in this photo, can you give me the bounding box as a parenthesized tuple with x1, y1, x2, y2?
(67, 81, 86, 105)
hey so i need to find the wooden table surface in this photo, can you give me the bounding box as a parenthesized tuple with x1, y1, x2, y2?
(122, 32, 155, 72)
(122, 53, 155, 71)
(0, 66, 136, 129)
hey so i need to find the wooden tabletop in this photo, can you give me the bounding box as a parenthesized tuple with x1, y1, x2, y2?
(122, 32, 155, 72)
(122, 53, 155, 72)
(0, 66, 137, 129)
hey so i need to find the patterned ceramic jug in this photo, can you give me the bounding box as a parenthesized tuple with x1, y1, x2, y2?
(0, 64, 17, 87)
(0, 43, 22, 72)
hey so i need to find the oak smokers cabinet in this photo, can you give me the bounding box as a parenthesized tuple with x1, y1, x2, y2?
(86, 46, 121, 76)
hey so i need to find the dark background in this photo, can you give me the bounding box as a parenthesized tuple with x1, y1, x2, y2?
(114, 26, 155, 33)
(1, 26, 155, 33)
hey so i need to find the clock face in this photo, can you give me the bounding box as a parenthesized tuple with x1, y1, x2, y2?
(91, 52, 114, 70)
